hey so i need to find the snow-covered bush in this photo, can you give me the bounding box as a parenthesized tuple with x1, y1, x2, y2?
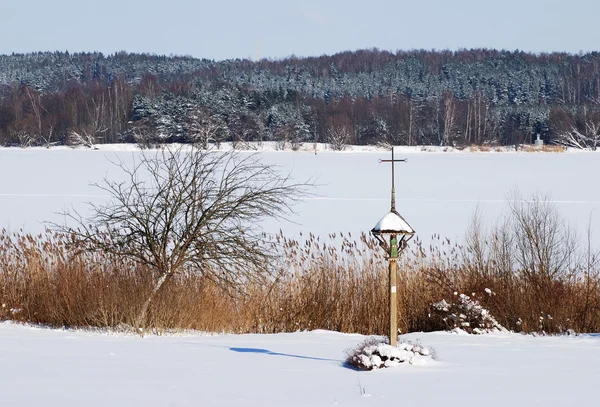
(345, 337, 434, 371)
(431, 291, 508, 334)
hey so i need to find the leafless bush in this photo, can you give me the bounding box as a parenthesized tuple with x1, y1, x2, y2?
(186, 112, 226, 149)
(132, 129, 160, 150)
(14, 131, 36, 148)
(68, 129, 99, 149)
(509, 192, 577, 282)
(327, 127, 350, 151)
(275, 138, 287, 151)
(290, 139, 303, 151)
(455, 192, 599, 333)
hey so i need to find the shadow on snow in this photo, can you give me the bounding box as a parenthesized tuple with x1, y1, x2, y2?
(229, 347, 343, 363)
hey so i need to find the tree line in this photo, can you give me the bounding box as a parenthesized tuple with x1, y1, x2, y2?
(1, 49, 600, 149)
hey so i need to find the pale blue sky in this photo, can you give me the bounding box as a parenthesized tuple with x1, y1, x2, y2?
(1, 0, 598, 60)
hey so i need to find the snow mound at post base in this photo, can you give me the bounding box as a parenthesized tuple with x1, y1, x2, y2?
(346, 338, 434, 370)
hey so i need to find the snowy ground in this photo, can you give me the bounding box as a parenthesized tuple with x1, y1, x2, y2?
(1, 144, 599, 248)
(0, 322, 599, 406)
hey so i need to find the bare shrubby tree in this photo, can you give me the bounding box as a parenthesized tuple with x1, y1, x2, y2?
(68, 96, 109, 149)
(13, 129, 35, 148)
(554, 127, 600, 150)
(186, 109, 227, 148)
(39, 125, 55, 149)
(462, 207, 491, 279)
(273, 125, 301, 151)
(508, 192, 577, 284)
(68, 99, 109, 149)
(190, 122, 223, 149)
(552, 106, 600, 150)
(327, 126, 351, 151)
(130, 120, 164, 149)
(459, 192, 587, 332)
(463, 207, 515, 281)
(488, 217, 514, 278)
(68, 127, 99, 149)
(24, 86, 43, 141)
(230, 137, 245, 150)
(57, 146, 311, 331)
(131, 130, 150, 149)
(441, 91, 457, 146)
(464, 192, 577, 285)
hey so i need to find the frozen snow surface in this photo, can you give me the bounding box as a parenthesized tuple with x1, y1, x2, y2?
(1, 143, 599, 248)
(1, 322, 599, 406)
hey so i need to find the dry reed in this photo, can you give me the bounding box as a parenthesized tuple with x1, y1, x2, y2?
(0, 214, 598, 335)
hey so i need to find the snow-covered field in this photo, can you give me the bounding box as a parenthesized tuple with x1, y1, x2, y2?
(1, 322, 599, 406)
(1, 144, 599, 248)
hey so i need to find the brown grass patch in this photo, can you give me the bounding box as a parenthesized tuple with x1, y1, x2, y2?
(520, 144, 566, 153)
(469, 144, 492, 152)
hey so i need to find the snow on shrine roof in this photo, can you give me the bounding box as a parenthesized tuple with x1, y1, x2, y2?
(371, 210, 415, 235)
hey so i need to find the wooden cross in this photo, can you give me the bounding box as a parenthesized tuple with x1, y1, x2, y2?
(379, 147, 407, 211)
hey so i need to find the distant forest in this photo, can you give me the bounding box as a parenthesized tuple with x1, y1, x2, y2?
(1, 49, 600, 149)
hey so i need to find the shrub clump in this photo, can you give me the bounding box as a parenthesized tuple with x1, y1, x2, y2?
(431, 291, 508, 334)
(346, 337, 434, 370)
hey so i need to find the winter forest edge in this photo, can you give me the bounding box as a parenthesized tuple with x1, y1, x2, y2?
(1, 48, 600, 150)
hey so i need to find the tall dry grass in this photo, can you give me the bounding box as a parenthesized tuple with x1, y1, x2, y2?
(1, 199, 599, 335)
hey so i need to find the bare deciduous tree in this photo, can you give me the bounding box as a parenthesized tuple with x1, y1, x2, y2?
(67, 97, 109, 149)
(508, 192, 577, 284)
(57, 146, 311, 332)
(186, 110, 226, 148)
(327, 126, 351, 151)
(24, 86, 43, 141)
(552, 106, 600, 150)
(462, 207, 491, 279)
(68, 128, 98, 149)
(441, 91, 456, 146)
(12, 128, 35, 148)
(554, 126, 600, 150)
